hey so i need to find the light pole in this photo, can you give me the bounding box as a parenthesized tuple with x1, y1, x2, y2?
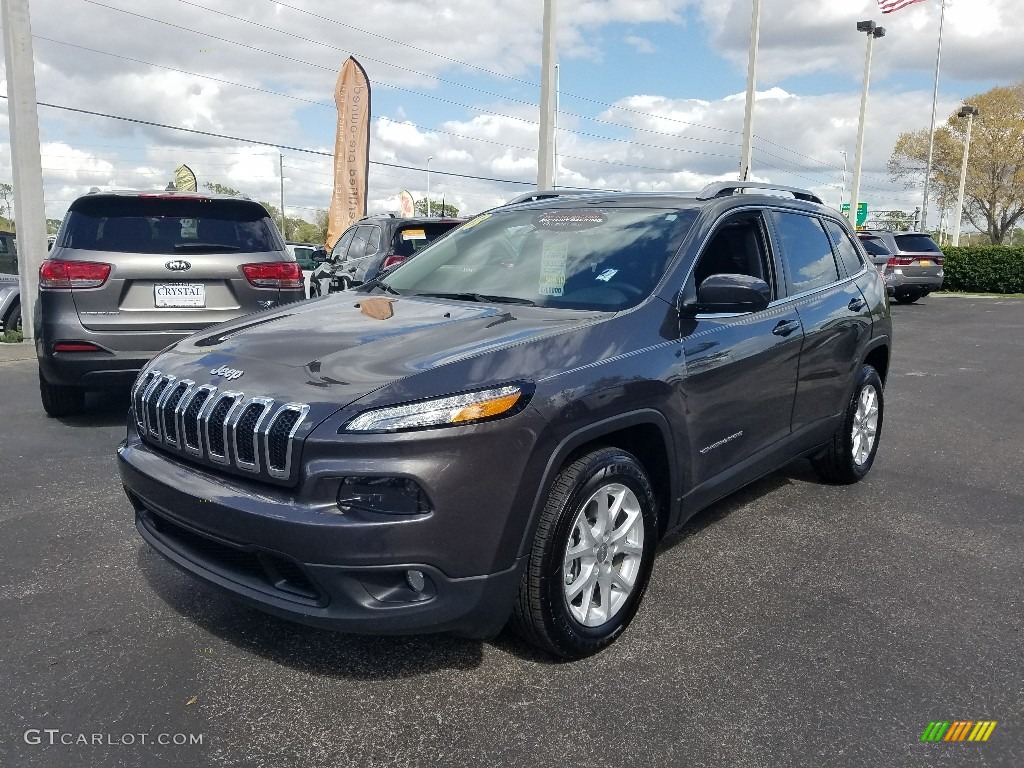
(739, 0, 762, 181)
(951, 104, 978, 247)
(848, 20, 885, 231)
(426, 156, 433, 217)
(537, 0, 557, 188)
(839, 150, 848, 211)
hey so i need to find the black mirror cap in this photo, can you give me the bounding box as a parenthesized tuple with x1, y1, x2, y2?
(695, 273, 771, 314)
(311, 251, 329, 264)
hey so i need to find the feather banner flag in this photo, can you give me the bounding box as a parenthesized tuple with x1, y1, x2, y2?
(326, 57, 371, 251)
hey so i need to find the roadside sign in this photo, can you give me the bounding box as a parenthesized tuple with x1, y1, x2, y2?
(841, 202, 868, 227)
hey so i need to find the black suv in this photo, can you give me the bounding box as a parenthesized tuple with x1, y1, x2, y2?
(310, 214, 464, 295)
(118, 183, 892, 658)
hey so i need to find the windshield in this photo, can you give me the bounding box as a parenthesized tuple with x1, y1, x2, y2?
(58, 196, 283, 254)
(382, 206, 697, 310)
(894, 234, 941, 253)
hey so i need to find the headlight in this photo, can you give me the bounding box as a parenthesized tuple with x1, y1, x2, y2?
(344, 385, 526, 433)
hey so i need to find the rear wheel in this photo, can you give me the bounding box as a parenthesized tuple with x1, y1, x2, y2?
(510, 447, 658, 659)
(894, 291, 919, 304)
(812, 365, 883, 484)
(39, 371, 86, 417)
(2, 300, 20, 334)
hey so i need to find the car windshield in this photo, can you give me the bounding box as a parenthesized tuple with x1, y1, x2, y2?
(383, 206, 697, 310)
(894, 234, 940, 253)
(58, 196, 282, 254)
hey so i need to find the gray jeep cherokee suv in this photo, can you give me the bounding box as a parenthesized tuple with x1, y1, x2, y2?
(118, 182, 892, 658)
(37, 191, 304, 416)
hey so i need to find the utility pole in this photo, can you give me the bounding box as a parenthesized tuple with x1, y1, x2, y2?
(920, 0, 946, 232)
(2, 0, 47, 344)
(739, 0, 761, 181)
(537, 0, 557, 189)
(279, 154, 286, 240)
(849, 20, 885, 231)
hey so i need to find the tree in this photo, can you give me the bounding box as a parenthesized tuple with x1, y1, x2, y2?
(414, 198, 460, 218)
(46, 218, 63, 234)
(291, 209, 329, 245)
(0, 182, 12, 221)
(203, 182, 241, 196)
(874, 210, 916, 231)
(889, 82, 1024, 244)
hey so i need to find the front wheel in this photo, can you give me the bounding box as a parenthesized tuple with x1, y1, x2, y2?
(510, 447, 658, 659)
(812, 365, 884, 484)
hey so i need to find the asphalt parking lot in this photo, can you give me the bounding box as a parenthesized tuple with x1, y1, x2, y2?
(1, 295, 1022, 768)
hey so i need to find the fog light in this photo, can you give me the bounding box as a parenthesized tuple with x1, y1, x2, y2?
(406, 569, 426, 593)
(337, 477, 431, 515)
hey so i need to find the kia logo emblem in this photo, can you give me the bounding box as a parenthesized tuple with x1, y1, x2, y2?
(165, 260, 191, 271)
(210, 365, 243, 381)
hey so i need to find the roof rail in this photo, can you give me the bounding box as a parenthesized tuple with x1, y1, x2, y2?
(696, 181, 823, 205)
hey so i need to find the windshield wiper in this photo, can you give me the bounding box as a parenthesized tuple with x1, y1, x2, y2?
(359, 276, 400, 295)
(413, 292, 537, 306)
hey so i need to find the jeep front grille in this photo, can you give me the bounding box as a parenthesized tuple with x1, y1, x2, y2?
(132, 370, 309, 481)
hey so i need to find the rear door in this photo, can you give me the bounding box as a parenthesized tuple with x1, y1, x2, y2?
(58, 195, 288, 332)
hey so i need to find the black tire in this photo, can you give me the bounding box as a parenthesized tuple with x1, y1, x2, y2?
(510, 447, 658, 659)
(2, 300, 20, 334)
(894, 292, 919, 304)
(811, 364, 884, 484)
(39, 371, 86, 417)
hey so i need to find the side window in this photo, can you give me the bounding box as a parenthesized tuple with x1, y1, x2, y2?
(331, 228, 356, 262)
(364, 226, 382, 256)
(348, 226, 372, 260)
(772, 212, 840, 295)
(824, 220, 864, 276)
(692, 212, 776, 299)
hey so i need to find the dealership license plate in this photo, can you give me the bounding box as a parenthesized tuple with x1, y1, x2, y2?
(154, 283, 206, 308)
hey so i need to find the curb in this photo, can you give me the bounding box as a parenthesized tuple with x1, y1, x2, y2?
(0, 342, 35, 363)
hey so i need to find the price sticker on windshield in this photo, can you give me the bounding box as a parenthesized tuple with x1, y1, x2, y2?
(538, 237, 568, 296)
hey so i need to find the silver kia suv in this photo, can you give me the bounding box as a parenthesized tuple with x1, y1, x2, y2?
(36, 190, 304, 416)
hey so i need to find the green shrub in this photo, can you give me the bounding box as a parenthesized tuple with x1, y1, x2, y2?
(941, 246, 1024, 293)
(1, 329, 23, 343)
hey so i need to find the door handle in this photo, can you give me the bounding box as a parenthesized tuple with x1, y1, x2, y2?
(772, 319, 800, 337)
(848, 297, 867, 312)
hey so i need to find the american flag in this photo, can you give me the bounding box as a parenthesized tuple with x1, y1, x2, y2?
(878, 0, 927, 12)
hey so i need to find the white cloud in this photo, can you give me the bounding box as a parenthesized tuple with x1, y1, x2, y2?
(625, 35, 657, 54)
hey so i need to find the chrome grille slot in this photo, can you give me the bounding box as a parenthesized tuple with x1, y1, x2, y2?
(205, 393, 241, 464)
(181, 386, 215, 454)
(132, 371, 154, 433)
(264, 404, 309, 479)
(145, 376, 170, 439)
(231, 398, 273, 472)
(160, 380, 192, 447)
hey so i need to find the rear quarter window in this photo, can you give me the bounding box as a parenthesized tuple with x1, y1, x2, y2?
(824, 220, 864, 276)
(858, 236, 891, 256)
(58, 196, 283, 254)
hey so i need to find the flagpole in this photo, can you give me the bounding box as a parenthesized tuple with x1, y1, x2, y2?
(919, 0, 946, 232)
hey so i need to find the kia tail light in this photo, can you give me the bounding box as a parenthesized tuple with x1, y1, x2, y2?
(242, 262, 304, 289)
(39, 259, 112, 289)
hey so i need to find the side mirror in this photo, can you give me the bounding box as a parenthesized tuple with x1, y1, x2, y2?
(311, 250, 329, 264)
(685, 273, 771, 315)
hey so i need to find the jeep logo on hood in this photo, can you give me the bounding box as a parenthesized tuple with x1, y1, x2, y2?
(165, 260, 191, 271)
(210, 365, 244, 381)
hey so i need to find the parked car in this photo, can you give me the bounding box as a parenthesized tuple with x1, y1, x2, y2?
(118, 182, 891, 658)
(285, 241, 326, 298)
(36, 190, 304, 416)
(857, 229, 943, 303)
(0, 231, 21, 333)
(310, 215, 464, 296)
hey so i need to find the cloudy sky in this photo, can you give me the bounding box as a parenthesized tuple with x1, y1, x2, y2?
(0, 0, 1020, 228)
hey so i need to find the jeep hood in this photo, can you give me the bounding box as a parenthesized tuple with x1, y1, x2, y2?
(147, 293, 606, 411)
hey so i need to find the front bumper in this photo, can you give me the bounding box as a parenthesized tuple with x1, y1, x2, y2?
(117, 406, 546, 637)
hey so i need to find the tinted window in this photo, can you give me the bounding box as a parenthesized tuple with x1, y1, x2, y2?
(59, 196, 281, 254)
(331, 228, 356, 261)
(385, 206, 697, 311)
(772, 212, 840, 294)
(348, 226, 372, 259)
(824, 220, 864, 276)
(895, 234, 940, 253)
(858, 236, 891, 256)
(391, 222, 462, 257)
(693, 213, 775, 299)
